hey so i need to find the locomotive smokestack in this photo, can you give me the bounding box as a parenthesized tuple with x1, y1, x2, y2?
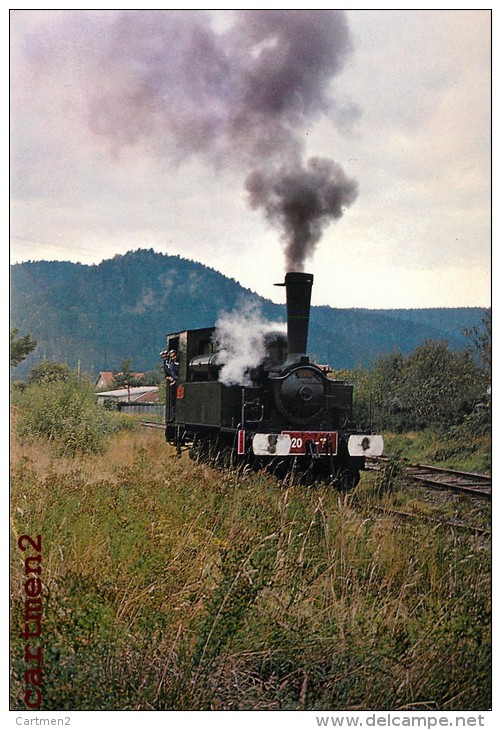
(276, 272, 313, 362)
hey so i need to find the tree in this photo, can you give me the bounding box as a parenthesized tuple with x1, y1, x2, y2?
(10, 328, 37, 367)
(463, 309, 491, 432)
(464, 308, 491, 376)
(351, 340, 487, 433)
(28, 360, 71, 385)
(112, 358, 143, 401)
(350, 352, 406, 432)
(399, 340, 483, 430)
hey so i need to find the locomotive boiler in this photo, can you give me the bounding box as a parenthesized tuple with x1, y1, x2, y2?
(164, 272, 383, 487)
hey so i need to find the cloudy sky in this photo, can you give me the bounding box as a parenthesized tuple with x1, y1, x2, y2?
(10, 8, 491, 309)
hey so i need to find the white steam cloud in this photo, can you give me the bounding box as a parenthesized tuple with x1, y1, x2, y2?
(214, 301, 286, 386)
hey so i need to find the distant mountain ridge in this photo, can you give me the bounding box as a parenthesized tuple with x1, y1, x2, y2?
(10, 249, 487, 377)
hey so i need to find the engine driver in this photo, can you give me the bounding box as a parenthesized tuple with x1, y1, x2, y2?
(160, 349, 179, 420)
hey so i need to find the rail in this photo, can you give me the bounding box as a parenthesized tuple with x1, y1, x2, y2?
(368, 457, 491, 500)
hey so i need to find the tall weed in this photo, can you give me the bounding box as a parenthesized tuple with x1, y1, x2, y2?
(10, 429, 490, 710)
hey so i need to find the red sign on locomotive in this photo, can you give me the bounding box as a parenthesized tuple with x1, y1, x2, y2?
(281, 431, 338, 455)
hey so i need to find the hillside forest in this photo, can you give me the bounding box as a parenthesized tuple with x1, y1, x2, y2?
(10, 249, 488, 378)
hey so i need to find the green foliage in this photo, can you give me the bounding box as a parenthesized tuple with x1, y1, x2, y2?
(462, 309, 491, 431)
(399, 340, 481, 428)
(351, 340, 486, 433)
(464, 308, 491, 374)
(13, 375, 132, 455)
(101, 397, 119, 411)
(28, 360, 71, 385)
(10, 328, 37, 367)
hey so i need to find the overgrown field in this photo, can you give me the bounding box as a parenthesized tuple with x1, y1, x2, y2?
(382, 429, 491, 475)
(10, 427, 491, 711)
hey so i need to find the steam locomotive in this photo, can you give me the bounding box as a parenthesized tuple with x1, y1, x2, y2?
(164, 272, 383, 487)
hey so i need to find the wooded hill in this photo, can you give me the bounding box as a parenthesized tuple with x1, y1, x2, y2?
(10, 249, 487, 378)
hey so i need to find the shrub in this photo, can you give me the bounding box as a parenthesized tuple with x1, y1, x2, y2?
(350, 341, 487, 433)
(13, 375, 131, 455)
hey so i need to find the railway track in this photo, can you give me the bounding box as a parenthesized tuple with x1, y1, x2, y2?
(140, 420, 165, 429)
(407, 463, 491, 499)
(369, 457, 491, 500)
(373, 505, 491, 536)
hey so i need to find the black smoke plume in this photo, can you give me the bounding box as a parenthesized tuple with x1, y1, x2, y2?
(29, 10, 360, 269)
(246, 158, 358, 271)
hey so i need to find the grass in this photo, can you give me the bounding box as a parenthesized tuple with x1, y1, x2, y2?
(10, 427, 491, 711)
(382, 429, 491, 474)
